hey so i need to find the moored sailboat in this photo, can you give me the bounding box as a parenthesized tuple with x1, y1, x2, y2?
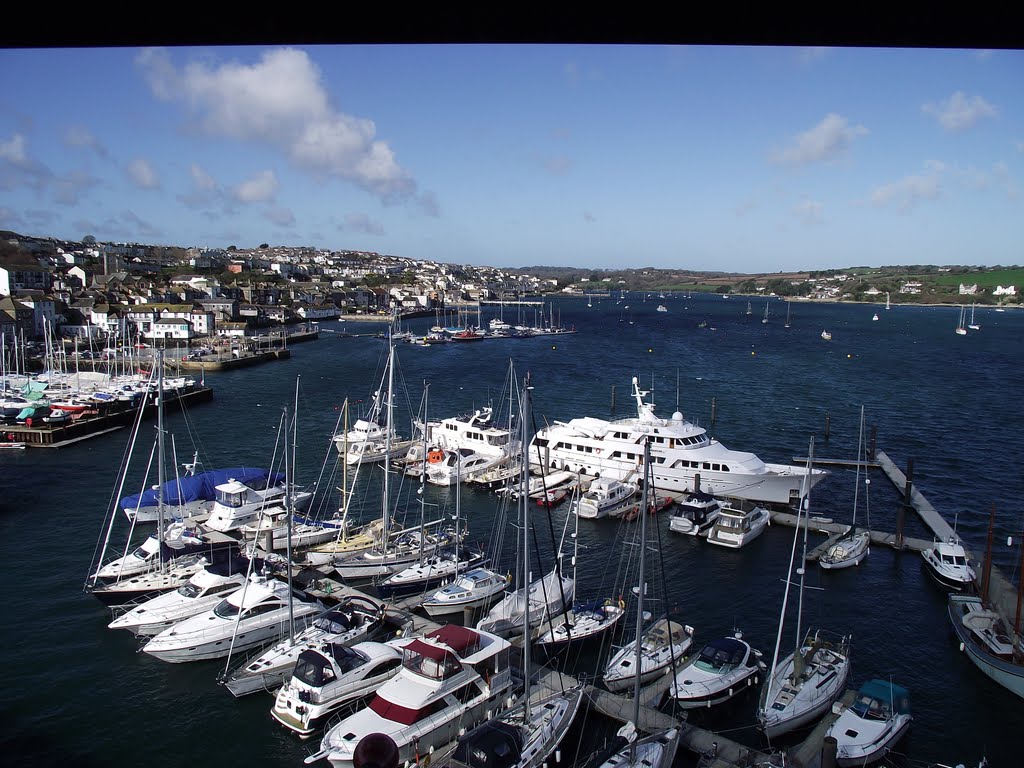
(758, 438, 852, 739)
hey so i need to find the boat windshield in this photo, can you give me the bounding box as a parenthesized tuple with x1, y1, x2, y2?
(213, 598, 241, 619)
(178, 581, 202, 598)
(851, 695, 890, 720)
(215, 489, 246, 508)
(694, 641, 743, 673)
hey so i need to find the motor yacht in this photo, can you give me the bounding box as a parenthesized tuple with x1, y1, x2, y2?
(705, 500, 771, 548)
(107, 563, 249, 636)
(142, 574, 323, 663)
(668, 632, 765, 708)
(271, 640, 406, 737)
(202, 475, 312, 534)
(668, 489, 723, 536)
(222, 595, 387, 697)
(305, 624, 514, 768)
(529, 377, 825, 506)
(826, 679, 912, 766)
(922, 535, 976, 591)
(420, 568, 509, 618)
(572, 477, 637, 520)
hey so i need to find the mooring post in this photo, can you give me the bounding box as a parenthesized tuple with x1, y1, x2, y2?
(821, 736, 838, 768)
(694, 473, 701, 493)
(982, 503, 996, 602)
(895, 458, 913, 550)
(869, 425, 877, 459)
(610, 385, 616, 415)
(711, 397, 716, 426)
(824, 412, 830, 440)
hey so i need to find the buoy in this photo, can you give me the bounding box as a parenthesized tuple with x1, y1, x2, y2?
(648, 348, 653, 352)
(552, 345, 556, 350)
(847, 354, 852, 358)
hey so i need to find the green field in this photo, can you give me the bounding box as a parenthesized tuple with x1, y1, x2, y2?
(932, 269, 1024, 288)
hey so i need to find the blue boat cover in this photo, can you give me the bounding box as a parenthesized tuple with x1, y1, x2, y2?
(119, 467, 283, 512)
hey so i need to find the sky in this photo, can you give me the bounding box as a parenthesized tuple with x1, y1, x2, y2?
(1, 45, 1021, 273)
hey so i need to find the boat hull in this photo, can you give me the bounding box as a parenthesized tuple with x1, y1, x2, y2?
(948, 595, 1024, 699)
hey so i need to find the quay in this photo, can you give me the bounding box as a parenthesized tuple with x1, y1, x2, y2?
(2, 384, 213, 448)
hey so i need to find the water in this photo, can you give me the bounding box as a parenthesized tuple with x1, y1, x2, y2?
(2, 293, 1020, 767)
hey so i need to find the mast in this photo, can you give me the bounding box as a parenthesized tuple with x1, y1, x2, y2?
(287, 376, 300, 643)
(419, 383, 429, 565)
(764, 436, 815, 708)
(383, 335, 394, 536)
(156, 349, 166, 569)
(630, 437, 652, 762)
(521, 373, 532, 719)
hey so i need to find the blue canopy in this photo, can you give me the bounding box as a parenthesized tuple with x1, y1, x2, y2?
(119, 467, 283, 512)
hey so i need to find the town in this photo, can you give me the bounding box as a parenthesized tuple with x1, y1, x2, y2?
(1, 230, 1019, 350)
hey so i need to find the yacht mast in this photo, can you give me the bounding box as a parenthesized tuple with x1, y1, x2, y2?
(630, 437, 652, 762)
(521, 373, 532, 719)
(156, 349, 166, 568)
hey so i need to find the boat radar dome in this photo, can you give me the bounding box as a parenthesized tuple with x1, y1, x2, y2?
(672, 411, 684, 422)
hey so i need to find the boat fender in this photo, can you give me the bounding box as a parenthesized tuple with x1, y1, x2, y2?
(959, 641, 965, 652)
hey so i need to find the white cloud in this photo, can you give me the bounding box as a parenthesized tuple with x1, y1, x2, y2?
(870, 161, 945, 211)
(179, 163, 227, 209)
(263, 205, 295, 227)
(232, 170, 278, 203)
(922, 91, 997, 132)
(773, 114, 868, 166)
(793, 199, 823, 225)
(63, 126, 108, 158)
(137, 47, 428, 207)
(126, 157, 160, 189)
(342, 212, 384, 235)
(0, 133, 30, 166)
(121, 210, 163, 238)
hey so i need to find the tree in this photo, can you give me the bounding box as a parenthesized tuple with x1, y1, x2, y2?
(227, 245, 237, 252)
(82, 234, 96, 245)
(259, 243, 269, 249)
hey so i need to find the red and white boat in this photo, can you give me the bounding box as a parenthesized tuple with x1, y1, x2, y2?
(306, 624, 514, 768)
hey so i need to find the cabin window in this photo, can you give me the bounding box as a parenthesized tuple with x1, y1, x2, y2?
(703, 462, 711, 470)
(534, 438, 549, 448)
(712, 464, 720, 471)
(721, 465, 729, 472)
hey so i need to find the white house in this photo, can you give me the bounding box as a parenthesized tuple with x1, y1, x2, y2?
(958, 283, 979, 295)
(994, 285, 1017, 296)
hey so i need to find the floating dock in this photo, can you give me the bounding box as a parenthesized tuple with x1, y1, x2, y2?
(2, 384, 213, 448)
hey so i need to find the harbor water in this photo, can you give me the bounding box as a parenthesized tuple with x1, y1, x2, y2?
(2, 293, 1020, 767)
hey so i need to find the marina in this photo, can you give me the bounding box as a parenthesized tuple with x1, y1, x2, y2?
(2, 294, 1020, 768)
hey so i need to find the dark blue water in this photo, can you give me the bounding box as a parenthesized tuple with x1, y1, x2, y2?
(2, 293, 1020, 767)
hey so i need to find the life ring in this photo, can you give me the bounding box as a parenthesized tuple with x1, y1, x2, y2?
(427, 449, 445, 463)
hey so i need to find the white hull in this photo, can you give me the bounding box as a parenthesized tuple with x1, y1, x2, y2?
(529, 378, 824, 506)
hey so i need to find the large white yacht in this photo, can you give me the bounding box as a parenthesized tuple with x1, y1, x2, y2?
(529, 377, 825, 505)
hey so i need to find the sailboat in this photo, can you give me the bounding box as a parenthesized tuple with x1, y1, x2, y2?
(968, 303, 981, 331)
(885, 292, 891, 310)
(784, 301, 792, 329)
(87, 354, 236, 607)
(476, 376, 575, 639)
(762, 302, 769, 324)
(534, 482, 626, 652)
(819, 407, 871, 570)
(758, 437, 852, 739)
(442, 374, 585, 768)
(593, 438, 680, 768)
(956, 305, 968, 335)
(746, 301, 752, 317)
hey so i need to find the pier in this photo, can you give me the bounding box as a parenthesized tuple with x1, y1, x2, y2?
(2, 384, 213, 448)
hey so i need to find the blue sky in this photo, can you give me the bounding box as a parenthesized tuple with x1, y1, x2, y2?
(1, 45, 1021, 273)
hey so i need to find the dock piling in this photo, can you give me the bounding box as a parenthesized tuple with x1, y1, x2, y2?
(821, 736, 838, 768)
(711, 397, 716, 425)
(868, 425, 877, 459)
(983, 503, 996, 602)
(824, 412, 830, 440)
